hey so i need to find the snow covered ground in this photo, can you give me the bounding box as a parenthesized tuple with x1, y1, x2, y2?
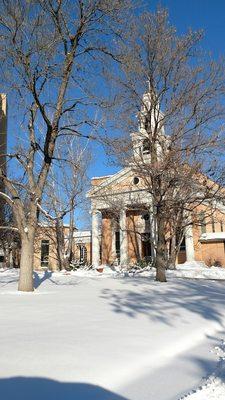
(0, 268, 225, 400)
(181, 343, 225, 400)
(119, 262, 225, 280)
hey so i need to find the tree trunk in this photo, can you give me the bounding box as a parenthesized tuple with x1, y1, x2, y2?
(65, 202, 75, 269)
(155, 217, 167, 282)
(167, 234, 176, 269)
(18, 231, 35, 292)
(55, 220, 67, 270)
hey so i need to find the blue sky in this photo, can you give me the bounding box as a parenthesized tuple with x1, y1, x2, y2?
(152, 0, 225, 55)
(5, 1, 225, 228)
(88, 0, 225, 180)
(78, 0, 225, 227)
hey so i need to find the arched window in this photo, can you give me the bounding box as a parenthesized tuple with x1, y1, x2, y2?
(142, 139, 151, 155)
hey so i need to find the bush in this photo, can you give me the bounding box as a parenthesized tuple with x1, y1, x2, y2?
(131, 258, 153, 270)
(214, 259, 223, 268)
(206, 257, 222, 268)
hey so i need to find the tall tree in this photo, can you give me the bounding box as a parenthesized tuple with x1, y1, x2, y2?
(41, 137, 90, 270)
(106, 8, 225, 281)
(0, 0, 132, 291)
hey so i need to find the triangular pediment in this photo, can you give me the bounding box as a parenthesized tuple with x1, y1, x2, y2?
(87, 167, 147, 198)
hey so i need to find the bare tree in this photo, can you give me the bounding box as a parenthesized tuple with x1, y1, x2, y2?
(41, 137, 90, 270)
(105, 8, 225, 281)
(0, 0, 132, 291)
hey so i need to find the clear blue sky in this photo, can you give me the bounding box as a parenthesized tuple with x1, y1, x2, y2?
(88, 0, 225, 180)
(6, 1, 225, 228)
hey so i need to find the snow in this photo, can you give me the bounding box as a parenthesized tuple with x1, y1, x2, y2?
(0, 268, 225, 400)
(115, 262, 225, 280)
(172, 263, 225, 280)
(180, 343, 225, 400)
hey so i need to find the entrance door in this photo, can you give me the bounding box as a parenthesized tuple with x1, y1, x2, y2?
(115, 231, 120, 263)
(141, 233, 151, 261)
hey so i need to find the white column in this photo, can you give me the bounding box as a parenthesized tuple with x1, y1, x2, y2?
(111, 218, 117, 263)
(92, 210, 100, 268)
(149, 206, 156, 261)
(185, 224, 195, 262)
(120, 209, 128, 266)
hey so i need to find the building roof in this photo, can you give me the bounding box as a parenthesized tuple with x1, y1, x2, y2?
(200, 232, 225, 242)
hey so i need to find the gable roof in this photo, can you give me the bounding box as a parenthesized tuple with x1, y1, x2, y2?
(87, 167, 135, 197)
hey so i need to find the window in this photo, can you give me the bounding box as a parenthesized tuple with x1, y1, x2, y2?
(41, 240, 49, 267)
(179, 238, 186, 251)
(199, 212, 206, 234)
(142, 139, 151, 155)
(115, 231, 120, 262)
(141, 232, 151, 242)
(133, 177, 139, 185)
(141, 233, 151, 260)
(144, 120, 149, 131)
(142, 213, 150, 221)
(175, 233, 185, 251)
(79, 245, 87, 263)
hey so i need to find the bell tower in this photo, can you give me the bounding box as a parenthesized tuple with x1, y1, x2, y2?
(131, 90, 168, 162)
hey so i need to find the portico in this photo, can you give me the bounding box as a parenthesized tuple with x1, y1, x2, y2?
(91, 207, 131, 268)
(90, 202, 196, 269)
(89, 192, 156, 269)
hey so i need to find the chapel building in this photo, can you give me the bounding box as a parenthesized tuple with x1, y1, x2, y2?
(87, 93, 225, 269)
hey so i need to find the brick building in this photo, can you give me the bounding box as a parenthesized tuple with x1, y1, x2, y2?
(33, 226, 91, 271)
(87, 93, 225, 269)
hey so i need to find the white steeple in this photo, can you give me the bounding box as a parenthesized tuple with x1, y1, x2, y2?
(131, 87, 168, 162)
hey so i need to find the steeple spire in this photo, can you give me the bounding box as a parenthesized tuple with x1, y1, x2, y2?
(131, 86, 168, 161)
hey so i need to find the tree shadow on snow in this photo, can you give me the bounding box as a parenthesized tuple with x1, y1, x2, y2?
(101, 278, 225, 327)
(192, 333, 225, 378)
(33, 270, 52, 289)
(0, 377, 128, 400)
(0, 278, 19, 288)
(48, 276, 82, 286)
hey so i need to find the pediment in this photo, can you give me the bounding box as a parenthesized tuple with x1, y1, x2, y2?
(87, 167, 147, 198)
